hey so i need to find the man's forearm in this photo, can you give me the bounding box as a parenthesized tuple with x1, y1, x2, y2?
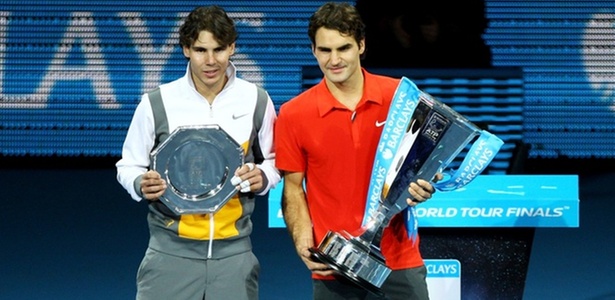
(281, 180, 314, 251)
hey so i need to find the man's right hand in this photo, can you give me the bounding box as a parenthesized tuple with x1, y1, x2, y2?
(297, 243, 335, 276)
(140, 170, 167, 201)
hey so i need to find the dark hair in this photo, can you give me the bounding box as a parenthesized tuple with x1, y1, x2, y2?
(308, 2, 365, 46)
(179, 6, 238, 48)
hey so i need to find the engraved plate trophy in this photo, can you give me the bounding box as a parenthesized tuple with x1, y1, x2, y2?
(150, 125, 244, 215)
(309, 77, 504, 295)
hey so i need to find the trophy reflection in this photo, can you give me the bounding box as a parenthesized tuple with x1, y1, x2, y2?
(310, 86, 503, 295)
(150, 125, 244, 215)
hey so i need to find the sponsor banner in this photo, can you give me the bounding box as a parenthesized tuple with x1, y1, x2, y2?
(419, 174, 578, 227)
(425, 259, 461, 300)
(268, 175, 579, 228)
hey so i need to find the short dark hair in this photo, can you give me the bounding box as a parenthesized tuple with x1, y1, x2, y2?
(179, 6, 238, 48)
(308, 2, 365, 47)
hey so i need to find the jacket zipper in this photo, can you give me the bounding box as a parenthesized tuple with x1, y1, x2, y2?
(207, 213, 214, 258)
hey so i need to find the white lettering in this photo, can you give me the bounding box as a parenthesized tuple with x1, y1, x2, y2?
(386, 92, 416, 149)
(1, 11, 269, 110)
(426, 263, 458, 275)
(1, 12, 121, 109)
(460, 207, 503, 217)
(416, 207, 458, 218)
(119, 12, 180, 95)
(367, 165, 388, 216)
(506, 207, 564, 217)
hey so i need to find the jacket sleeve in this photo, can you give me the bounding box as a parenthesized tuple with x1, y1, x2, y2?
(115, 93, 156, 201)
(254, 93, 281, 196)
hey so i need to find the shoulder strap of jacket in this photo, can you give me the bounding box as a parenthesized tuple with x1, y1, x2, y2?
(253, 85, 267, 133)
(251, 85, 268, 164)
(145, 87, 176, 216)
(147, 87, 169, 150)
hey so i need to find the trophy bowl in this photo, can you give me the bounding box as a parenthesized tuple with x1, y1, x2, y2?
(150, 125, 244, 215)
(309, 230, 390, 296)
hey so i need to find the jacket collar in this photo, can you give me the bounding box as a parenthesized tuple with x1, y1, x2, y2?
(316, 68, 385, 117)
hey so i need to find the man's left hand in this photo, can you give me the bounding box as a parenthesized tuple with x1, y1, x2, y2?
(231, 163, 263, 193)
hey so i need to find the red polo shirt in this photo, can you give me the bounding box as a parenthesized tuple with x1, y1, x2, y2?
(275, 69, 424, 275)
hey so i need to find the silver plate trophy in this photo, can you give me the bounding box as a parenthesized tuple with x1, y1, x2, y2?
(150, 125, 244, 215)
(310, 78, 503, 295)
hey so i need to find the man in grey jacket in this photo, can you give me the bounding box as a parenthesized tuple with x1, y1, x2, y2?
(116, 5, 280, 300)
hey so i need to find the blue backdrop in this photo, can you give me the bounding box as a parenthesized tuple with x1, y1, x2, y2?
(1, 0, 614, 158)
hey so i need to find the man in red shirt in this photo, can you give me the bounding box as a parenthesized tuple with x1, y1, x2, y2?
(275, 2, 438, 299)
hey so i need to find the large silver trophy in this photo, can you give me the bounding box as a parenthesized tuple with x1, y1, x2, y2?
(150, 125, 244, 215)
(309, 77, 504, 295)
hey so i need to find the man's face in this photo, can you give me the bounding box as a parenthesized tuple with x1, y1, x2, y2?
(312, 27, 364, 85)
(183, 30, 235, 96)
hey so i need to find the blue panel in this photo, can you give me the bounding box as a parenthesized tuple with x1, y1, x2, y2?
(268, 175, 580, 228)
(2, 0, 614, 160)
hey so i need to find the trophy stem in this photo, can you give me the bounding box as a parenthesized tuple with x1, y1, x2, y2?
(352, 205, 392, 253)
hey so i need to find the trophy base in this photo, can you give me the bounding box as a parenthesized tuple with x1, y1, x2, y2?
(309, 231, 391, 296)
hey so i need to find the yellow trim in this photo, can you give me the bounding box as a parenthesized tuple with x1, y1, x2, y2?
(177, 195, 243, 240)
